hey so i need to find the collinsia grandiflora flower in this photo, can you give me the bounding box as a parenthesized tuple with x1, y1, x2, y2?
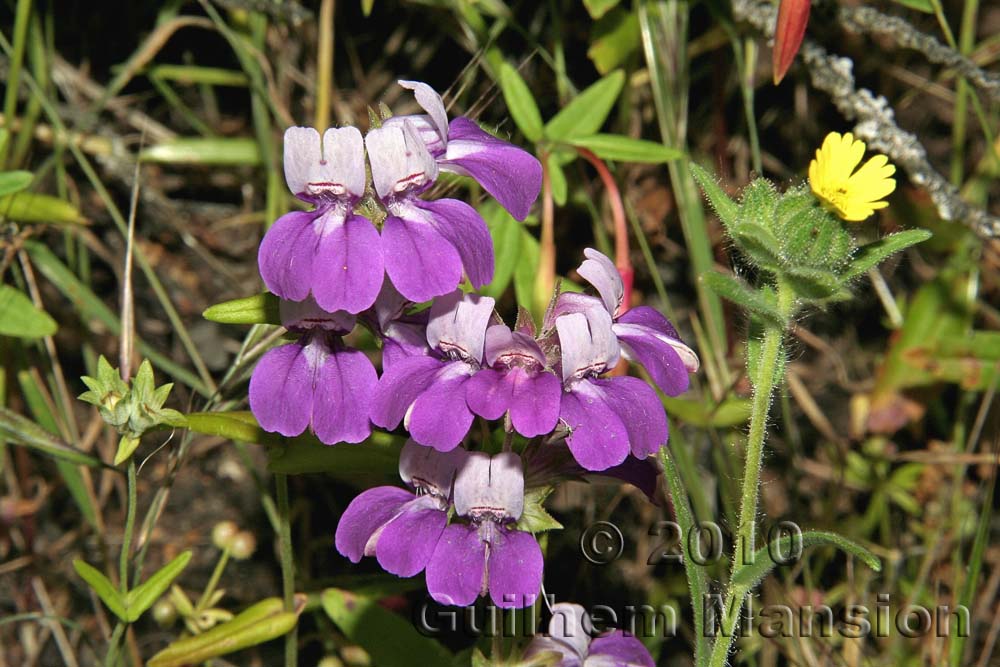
(248, 297, 376, 445)
(334, 440, 464, 577)
(425, 451, 543, 608)
(524, 603, 655, 667)
(259, 127, 384, 314)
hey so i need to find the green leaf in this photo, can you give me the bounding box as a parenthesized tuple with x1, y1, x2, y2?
(146, 65, 249, 87)
(148, 598, 297, 667)
(582, 0, 621, 19)
(114, 434, 142, 466)
(782, 265, 842, 300)
(892, 0, 933, 12)
(0, 407, 104, 467)
(125, 551, 192, 622)
(513, 228, 541, 318)
(361, 0, 375, 16)
(517, 487, 563, 533)
(587, 7, 640, 74)
(498, 62, 544, 143)
(731, 530, 880, 590)
(661, 396, 751, 428)
(730, 223, 785, 271)
(0, 192, 86, 225)
(567, 134, 682, 164)
(0, 170, 33, 197)
(689, 163, 738, 229)
(140, 138, 261, 166)
(701, 272, 784, 327)
(546, 155, 568, 206)
(0, 284, 57, 338)
(203, 292, 281, 325)
(479, 202, 523, 299)
(322, 588, 453, 667)
(545, 70, 625, 142)
(73, 560, 127, 621)
(842, 229, 933, 281)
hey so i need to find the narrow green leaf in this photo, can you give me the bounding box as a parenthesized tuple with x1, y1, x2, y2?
(145, 64, 249, 87)
(689, 163, 738, 229)
(546, 155, 568, 206)
(479, 202, 523, 299)
(842, 229, 933, 281)
(148, 598, 297, 667)
(498, 62, 544, 143)
(0, 170, 33, 197)
(567, 134, 682, 163)
(545, 70, 625, 142)
(361, 0, 375, 16)
(113, 434, 142, 466)
(513, 228, 541, 318)
(661, 396, 751, 428)
(0, 407, 104, 467)
(322, 588, 453, 667)
(782, 265, 842, 300)
(203, 292, 281, 325)
(587, 7, 640, 74)
(73, 560, 127, 621)
(125, 551, 192, 622)
(0, 192, 86, 225)
(0, 284, 57, 338)
(731, 530, 881, 589)
(700, 272, 784, 327)
(583, 0, 621, 19)
(140, 138, 261, 166)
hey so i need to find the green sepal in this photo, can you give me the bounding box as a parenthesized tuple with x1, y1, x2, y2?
(202, 292, 281, 325)
(516, 486, 563, 533)
(690, 163, 738, 230)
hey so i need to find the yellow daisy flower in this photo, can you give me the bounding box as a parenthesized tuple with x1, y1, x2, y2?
(808, 132, 897, 222)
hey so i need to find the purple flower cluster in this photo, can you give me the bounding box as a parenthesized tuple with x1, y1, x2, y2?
(249, 82, 698, 612)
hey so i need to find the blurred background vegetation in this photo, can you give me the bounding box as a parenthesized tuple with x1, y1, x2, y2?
(0, 0, 997, 665)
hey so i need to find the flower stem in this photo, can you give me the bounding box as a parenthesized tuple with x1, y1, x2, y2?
(275, 473, 297, 667)
(709, 281, 794, 667)
(106, 460, 137, 667)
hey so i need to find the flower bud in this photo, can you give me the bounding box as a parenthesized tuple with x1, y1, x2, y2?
(152, 598, 177, 627)
(212, 521, 239, 550)
(230, 531, 257, 560)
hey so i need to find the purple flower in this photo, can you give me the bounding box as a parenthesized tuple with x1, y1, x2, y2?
(465, 324, 562, 438)
(386, 80, 543, 221)
(555, 308, 669, 471)
(364, 281, 430, 372)
(249, 297, 377, 444)
(425, 452, 543, 608)
(259, 127, 384, 314)
(366, 120, 494, 302)
(370, 291, 494, 450)
(524, 603, 655, 667)
(557, 248, 699, 396)
(334, 440, 466, 577)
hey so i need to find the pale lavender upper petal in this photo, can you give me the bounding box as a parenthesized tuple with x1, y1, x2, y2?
(310, 213, 384, 314)
(578, 248, 623, 318)
(454, 452, 524, 520)
(366, 122, 438, 200)
(440, 117, 542, 221)
(405, 364, 477, 451)
(509, 368, 561, 437)
(280, 296, 356, 333)
(559, 382, 630, 471)
(596, 377, 669, 459)
(370, 355, 442, 429)
(556, 310, 620, 383)
(426, 523, 487, 606)
(382, 214, 463, 302)
(249, 341, 314, 437)
(483, 324, 546, 368)
(334, 486, 414, 562)
(283, 126, 365, 201)
(465, 368, 511, 421)
(258, 209, 321, 303)
(374, 496, 448, 577)
(416, 198, 494, 289)
(382, 322, 431, 371)
(545, 292, 606, 330)
(398, 438, 467, 495)
(523, 637, 582, 667)
(426, 291, 495, 364)
(397, 80, 449, 149)
(311, 346, 377, 444)
(383, 115, 445, 157)
(588, 632, 655, 667)
(487, 526, 543, 608)
(548, 603, 592, 659)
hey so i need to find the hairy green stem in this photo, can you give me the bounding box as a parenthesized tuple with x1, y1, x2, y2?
(120, 460, 137, 592)
(709, 282, 794, 667)
(276, 474, 297, 667)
